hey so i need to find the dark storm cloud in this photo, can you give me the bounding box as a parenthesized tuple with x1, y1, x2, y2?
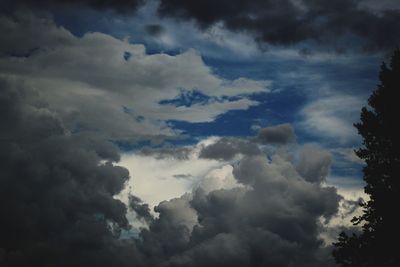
(199, 137, 261, 161)
(256, 123, 295, 144)
(0, 77, 141, 266)
(1, 0, 145, 13)
(158, 0, 400, 51)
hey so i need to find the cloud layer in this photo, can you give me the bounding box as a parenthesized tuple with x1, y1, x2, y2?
(159, 0, 400, 51)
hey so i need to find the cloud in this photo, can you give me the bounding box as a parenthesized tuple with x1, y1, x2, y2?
(144, 24, 165, 37)
(133, 151, 341, 266)
(158, 0, 400, 51)
(319, 187, 367, 245)
(0, 8, 368, 266)
(299, 94, 363, 143)
(256, 123, 296, 144)
(0, 77, 142, 266)
(115, 129, 363, 266)
(138, 146, 193, 160)
(0, 11, 269, 142)
(296, 144, 332, 183)
(199, 137, 261, 161)
(119, 140, 224, 208)
(2, 0, 145, 13)
(129, 195, 154, 224)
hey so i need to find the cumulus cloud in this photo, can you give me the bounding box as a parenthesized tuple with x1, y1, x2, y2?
(114, 127, 359, 266)
(256, 123, 296, 144)
(0, 11, 269, 142)
(0, 77, 142, 266)
(133, 151, 341, 267)
(158, 0, 400, 51)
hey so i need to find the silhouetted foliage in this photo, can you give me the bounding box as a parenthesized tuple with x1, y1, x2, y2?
(333, 49, 400, 266)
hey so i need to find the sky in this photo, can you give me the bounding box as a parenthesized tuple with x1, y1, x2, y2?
(1, 0, 399, 266)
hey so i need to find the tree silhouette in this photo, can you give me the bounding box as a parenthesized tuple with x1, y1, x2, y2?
(333, 49, 400, 266)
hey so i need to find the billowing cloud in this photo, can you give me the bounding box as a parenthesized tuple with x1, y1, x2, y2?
(256, 123, 296, 144)
(115, 128, 357, 266)
(158, 0, 400, 51)
(0, 77, 142, 266)
(134, 151, 341, 266)
(0, 11, 269, 142)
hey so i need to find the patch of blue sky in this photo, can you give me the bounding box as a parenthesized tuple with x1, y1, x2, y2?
(166, 89, 308, 138)
(330, 163, 363, 180)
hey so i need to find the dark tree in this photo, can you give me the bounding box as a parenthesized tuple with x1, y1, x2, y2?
(333, 49, 400, 266)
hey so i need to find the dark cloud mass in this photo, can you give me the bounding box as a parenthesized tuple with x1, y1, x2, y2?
(158, 0, 400, 51)
(1, 0, 144, 12)
(0, 78, 140, 266)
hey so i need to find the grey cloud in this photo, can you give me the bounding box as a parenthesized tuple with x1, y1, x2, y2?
(256, 123, 296, 144)
(0, 77, 144, 266)
(296, 144, 332, 183)
(158, 0, 400, 52)
(199, 137, 261, 161)
(1, 0, 145, 13)
(133, 152, 341, 267)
